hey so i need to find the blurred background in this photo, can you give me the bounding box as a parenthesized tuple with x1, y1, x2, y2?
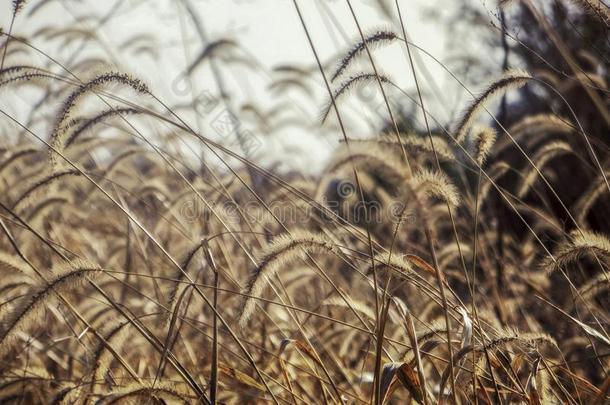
(0, 0, 503, 172)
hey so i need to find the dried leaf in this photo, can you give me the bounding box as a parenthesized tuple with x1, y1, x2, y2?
(379, 362, 424, 404)
(219, 363, 265, 392)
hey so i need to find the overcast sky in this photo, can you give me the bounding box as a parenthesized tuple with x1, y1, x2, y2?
(0, 0, 495, 172)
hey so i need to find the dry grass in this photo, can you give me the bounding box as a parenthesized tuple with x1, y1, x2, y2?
(0, 0, 609, 404)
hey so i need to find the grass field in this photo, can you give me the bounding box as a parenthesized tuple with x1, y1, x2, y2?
(0, 0, 609, 403)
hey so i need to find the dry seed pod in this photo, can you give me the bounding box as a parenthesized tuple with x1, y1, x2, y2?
(49, 72, 149, 169)
(470, 125, 497, 166)
(239, 230, 340, 327)
(454, 69, 532, 143)
(412, 169, 461, 207)
(517, 141, 572, 198)
(331, 29, 399, 82)
(321, 72, 393, 123)
(543, 230, 610, 273)
(0, 260, 100, 356)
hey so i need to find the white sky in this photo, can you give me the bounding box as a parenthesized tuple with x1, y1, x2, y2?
(0, 0, 495, 173)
